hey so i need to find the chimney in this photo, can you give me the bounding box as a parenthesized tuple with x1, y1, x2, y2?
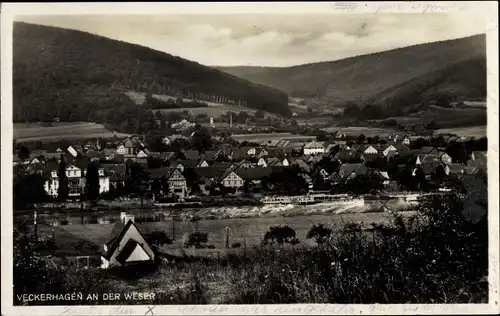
(120, 212, 135, 224)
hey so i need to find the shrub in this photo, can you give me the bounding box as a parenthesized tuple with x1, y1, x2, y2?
(185, 232, 209, 249)
(262, 225, 297, 245)
(306, 224, 332, 244)
(145, 231, 173, 248)
(231, 242, 242, 249)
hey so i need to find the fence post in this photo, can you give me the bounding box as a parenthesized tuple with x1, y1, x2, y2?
(225, 227, 230, 249)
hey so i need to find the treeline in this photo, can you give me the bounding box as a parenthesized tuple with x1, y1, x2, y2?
(143, 94, 208, 110)
(13, 22, 291, 125)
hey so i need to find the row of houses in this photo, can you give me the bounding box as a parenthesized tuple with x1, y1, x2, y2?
(14, 132, 487, 199)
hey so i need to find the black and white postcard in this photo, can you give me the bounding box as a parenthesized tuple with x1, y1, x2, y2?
(1, 2, 499, 315)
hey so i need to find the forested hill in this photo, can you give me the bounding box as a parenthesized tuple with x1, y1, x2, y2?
(217, 34, 486, 112)
(13, 22, 291, 127)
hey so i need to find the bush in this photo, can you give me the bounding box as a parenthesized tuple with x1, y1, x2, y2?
(306, 224, 332, 244)
(185, 232, 209, 249)
(144, 231, 173, 249)
(231, 242, 242, 249)
(262, 225, 297, 245)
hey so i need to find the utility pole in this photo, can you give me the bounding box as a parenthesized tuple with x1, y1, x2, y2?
(172, 214, 175, 241)
(225, 227, 230, 249)
(34, 210, 38, 240)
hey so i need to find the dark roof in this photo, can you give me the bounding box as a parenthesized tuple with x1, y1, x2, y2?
(177, 159, 199, 168)
(421, 162, 442, 175)
(182, 150, 200, 161)
(193, 166, 226, 180)
(361, 153, 384, 162)
(266, 157, 282, 167)
(149, 167, 177, 180)
(202, 150, 218, 160)
(447, 163, 464, 174)
(394, 144, 411, 153)
(236, 167, 274, 181)
(334, 149, 356, 161)
(102, 220, 132, 260)
(338, 163, 367, 178)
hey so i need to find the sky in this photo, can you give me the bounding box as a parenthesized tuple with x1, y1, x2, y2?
(16, 13, 486, 67)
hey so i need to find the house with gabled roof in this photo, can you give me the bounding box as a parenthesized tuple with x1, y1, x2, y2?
(444, 163, 464, 176)
(197, 159, 210, 167)
(220, 169, 244, 189)
(100, 215, 155, 269)
(182, 150, 200, 161)
(303, 141, 325, 155)
(333, 131, 347, 139)
(291, 158, 311, 173)
(149, 167, 187, 198)
(381, 144, 398, 157)
(334, 149, 358, 163)
(266, 157, 283, 167)
(439, 152, 453, 165)
(360, 145, 379, 155)
(236, 160, 254, 169)
(237, 167, 274, 190)
(257, 157, 268, 167)
(337, 163, 368, 181)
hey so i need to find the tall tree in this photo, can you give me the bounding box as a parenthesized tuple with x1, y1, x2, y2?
(57, 154, 69, 201)
(17, 146, 31, 162)
(85, 161, 100, 201)
(128, 163, 150, 207)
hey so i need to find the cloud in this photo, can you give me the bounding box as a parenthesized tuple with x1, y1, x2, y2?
(15, 13, 486, 67)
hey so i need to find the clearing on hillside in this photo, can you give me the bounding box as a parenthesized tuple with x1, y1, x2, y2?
(124, 91, 280, 118)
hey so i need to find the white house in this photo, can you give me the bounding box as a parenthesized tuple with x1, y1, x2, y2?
(303, 141, 325, 155)
(257, 157, 268, 167)
(220, 170, 244, 189)
(100, 215, 155, 269)
(282, 158, 290, 166)
(382, 145, 398, 157)
(44, 164, 109, 198)
(362, 145, 378, 155)
(67, 146, 79, 158)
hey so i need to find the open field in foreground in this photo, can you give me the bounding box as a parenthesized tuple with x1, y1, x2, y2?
(14, 122, 129, 142)
(35, 208, 411, 255)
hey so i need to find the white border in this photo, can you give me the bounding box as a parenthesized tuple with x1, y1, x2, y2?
(1, 2, 499, 315)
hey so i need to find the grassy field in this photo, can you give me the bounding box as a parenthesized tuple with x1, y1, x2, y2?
(435, 125, 487, 138)
(13, 122, 129, 142)
(230, 132, 316, 143)
(125, 91, 279, 118)
(34, 211, 403, 256)
(322, 126, 398, 136)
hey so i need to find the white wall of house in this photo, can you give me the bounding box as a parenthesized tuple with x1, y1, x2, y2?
(304, 147, 325, 155)
(363, 146, 378, 155)
(257, 158, 267, 167)
(222, 171, 244, 188)
(168, 169, 187, 198)
(382, 145, 397, 156)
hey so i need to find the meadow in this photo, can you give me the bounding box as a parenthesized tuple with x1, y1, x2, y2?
(230, 132, 316, 143)
(13, 122, 129, 142)
(34, 209, 400, 256)
(125, 91, 279, 118)
(322, 126, 398, 136)
(435, 125, 487, 138)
